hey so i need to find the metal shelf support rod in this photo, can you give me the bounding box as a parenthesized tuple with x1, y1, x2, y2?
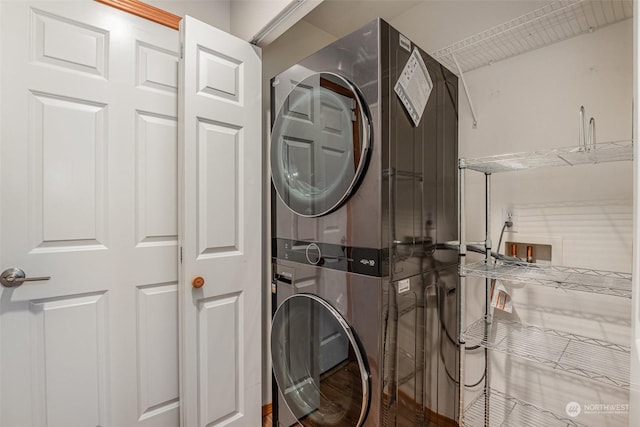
(484, 172, 492, 427)
(458, 162, 467, 425)
(485, 172, 493, 323)
(452, 53, 478, 128)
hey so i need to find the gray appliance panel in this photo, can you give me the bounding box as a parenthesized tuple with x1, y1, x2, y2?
(271, 19, 459, 280)
(381, 23, 459, 281)
(272, 259, 459, 427)
(272, 259, 384, 427)
(271, 19, 382, 250)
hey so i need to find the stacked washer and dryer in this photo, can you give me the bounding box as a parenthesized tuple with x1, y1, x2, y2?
(269, 19, 459, 427)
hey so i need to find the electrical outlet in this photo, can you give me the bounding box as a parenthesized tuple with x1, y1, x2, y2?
(502, 208, 518, 232)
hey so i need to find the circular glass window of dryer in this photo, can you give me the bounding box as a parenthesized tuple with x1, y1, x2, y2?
(270, 73, 371, 217)
(271, 294, 370, 427)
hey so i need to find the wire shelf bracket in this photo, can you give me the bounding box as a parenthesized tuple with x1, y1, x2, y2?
(451, 53, 478, 128)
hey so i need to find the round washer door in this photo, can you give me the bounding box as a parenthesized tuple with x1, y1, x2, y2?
(271, 294, 370, 426)
(270, 72, 371, 217)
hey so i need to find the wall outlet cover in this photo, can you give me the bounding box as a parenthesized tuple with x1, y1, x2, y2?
(502, 207, 518, 232)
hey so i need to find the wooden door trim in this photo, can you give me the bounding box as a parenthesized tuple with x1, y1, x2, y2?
(95, 0, 181, 30)
(262, 403, 272, 417)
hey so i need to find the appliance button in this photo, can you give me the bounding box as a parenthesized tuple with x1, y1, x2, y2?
(305, 243, 322, 265)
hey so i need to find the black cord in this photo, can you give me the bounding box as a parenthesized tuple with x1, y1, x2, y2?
(439, 304, 487, 388)
(496, 219, 512, 257)
(435, 273, 486, 388)
(441, 219, 513, 388)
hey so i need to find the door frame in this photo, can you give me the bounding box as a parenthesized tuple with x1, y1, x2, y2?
(95, 0, 181, 29)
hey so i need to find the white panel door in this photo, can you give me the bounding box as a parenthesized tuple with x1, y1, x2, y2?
(179, 16, 262, 427)
(0, 2, 180, 426)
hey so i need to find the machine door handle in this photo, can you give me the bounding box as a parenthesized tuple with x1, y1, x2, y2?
(0, 268, 50, 288)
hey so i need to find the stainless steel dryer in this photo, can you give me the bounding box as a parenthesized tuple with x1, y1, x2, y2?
(270, 18, 459, 427)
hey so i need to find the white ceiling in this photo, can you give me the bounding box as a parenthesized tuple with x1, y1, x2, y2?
(301, 0, 423, 37)
(302, 0, 570, 52)
(299, 0, 632, 71)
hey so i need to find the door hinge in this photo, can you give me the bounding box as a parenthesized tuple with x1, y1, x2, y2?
(180, 246, 183, 264)
(180, 43, 184, 59)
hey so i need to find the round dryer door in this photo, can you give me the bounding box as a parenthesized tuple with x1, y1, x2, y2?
(270, 72, 371, 217)
(271, 294, 370, 426)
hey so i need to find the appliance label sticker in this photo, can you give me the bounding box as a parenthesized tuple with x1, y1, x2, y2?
(399, 33, 411, 52)
(398, 279, 410, 294)
(394, 48, 432, 126)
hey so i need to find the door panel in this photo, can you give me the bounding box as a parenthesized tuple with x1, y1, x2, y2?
(31, 8, 108, 77)
(32, 92, 107, 249)
(30, 293, 109, 427)
(136, 112, 178, 244)
(197, 120, 241, 254)
(198, 293, 242, 422)
(136, 283, 180, 421)
(179, 16, 261, 427)
(1, 2, 179, 426)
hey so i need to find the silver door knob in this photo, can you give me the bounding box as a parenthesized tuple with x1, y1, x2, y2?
(0, 268, 50, 288)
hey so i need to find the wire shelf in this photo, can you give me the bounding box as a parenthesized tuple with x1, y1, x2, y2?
(460, 140, 633, 174)
(464, 317, 630, 389)
(462, 389, 588, 427)
(432, 0, 633, 73)
(463, 259, 632, 298)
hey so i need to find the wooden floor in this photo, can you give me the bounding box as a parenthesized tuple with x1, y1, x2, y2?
(262, 413, 272, 427)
